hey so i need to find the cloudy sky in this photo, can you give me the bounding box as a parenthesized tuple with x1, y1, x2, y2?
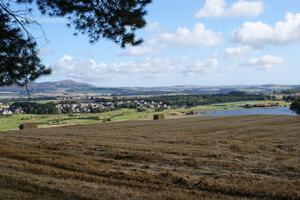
(36, 0, 300, 87)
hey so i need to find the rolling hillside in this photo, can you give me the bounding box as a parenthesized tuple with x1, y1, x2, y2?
(1, 80, 300, 97)
(0, 116, 299, 199)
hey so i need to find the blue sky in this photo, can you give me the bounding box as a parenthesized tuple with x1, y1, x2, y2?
(32, 0, 300, 87)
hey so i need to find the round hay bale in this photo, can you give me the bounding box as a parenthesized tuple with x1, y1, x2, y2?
(102, 118, 112, 123)
(19, 123, 38, 130)
(153, 114, 165, 120)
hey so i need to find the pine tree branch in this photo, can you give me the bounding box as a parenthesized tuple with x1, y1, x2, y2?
(0, 3, 31, 37)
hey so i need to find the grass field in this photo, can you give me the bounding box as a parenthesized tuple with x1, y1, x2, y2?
(0, 115, 299, 199)
(0, 100, 289, 131)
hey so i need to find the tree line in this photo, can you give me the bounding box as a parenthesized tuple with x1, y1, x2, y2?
(142, 92, 275, 108)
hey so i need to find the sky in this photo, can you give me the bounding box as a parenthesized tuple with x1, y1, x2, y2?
(29, 0, 300, 87)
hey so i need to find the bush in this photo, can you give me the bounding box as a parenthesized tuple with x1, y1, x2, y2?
(155, 107, 165, 112)
(290, 100, 300, 115)
(137, 107, 147, 112)
(88, 116, 101, 120)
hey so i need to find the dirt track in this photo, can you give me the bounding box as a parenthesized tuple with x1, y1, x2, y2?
(0, 115, 299, 199)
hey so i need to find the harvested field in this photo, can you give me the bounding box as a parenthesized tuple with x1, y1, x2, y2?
(0, 115, 299, 200)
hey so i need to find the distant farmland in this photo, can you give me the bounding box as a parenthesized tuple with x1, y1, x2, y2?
(0, 116, 299, 199)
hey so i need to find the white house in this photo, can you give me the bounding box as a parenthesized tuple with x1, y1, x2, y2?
(0, 108, 12, 115)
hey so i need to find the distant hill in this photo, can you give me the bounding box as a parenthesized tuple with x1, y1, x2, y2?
(1, 80, 96, 95)
(1, 80, 300, 98)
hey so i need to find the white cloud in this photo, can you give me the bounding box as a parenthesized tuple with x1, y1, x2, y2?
(182, 58, 218, 76)
(160, 23, 222, 47)
(195, 0, 263, 19)
(228, 0, 263, 17)
(121, 22, 220, 55)
(120, 32, 166, 57)
(146, 22, 164, 33)
(53, 55, 219, 81)
(233, 12, 300, 48)
(225, 46, 251, 58)
(242, 55, 284, 70)
(53, 55, 175, 81)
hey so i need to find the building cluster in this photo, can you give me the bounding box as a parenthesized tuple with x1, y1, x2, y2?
(0, 103, 12, 115)
(55, 100, 171, 113)
(55, 102, 110, 113)
(57, 96, 111, 101)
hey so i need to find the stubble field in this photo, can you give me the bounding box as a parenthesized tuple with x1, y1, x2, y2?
(0, 115, 299, 199)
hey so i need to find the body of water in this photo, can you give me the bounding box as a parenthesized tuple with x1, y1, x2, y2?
(205, 106, 296, 116)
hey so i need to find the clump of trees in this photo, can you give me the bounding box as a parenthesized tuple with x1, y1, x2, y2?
(145, 92, 274, 108)
(290, 100, 300, 115)
(283, 95, 300, 102)
(9, 102, 57, 114)
(283, 95, 300, 115)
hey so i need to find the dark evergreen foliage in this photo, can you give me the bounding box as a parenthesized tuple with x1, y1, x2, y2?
(0, 0, 151, 87)
(15, 0, 151, 47)
(142, 93, 272, 108)
(0, 10, 51, 86)
(290, 100, 300, 115)
(9, 101, 58, 114)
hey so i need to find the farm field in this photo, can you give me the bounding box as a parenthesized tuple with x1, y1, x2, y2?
(0, 115, 299, 199)
(0, 100, 289, 131)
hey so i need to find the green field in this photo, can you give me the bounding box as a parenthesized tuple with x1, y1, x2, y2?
(0, 100, 290, 131)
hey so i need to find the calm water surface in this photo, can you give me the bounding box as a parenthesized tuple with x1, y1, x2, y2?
(205, 107, 296, 116)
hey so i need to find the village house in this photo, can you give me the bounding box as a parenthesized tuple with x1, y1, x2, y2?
(0, 108, 13, 115)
